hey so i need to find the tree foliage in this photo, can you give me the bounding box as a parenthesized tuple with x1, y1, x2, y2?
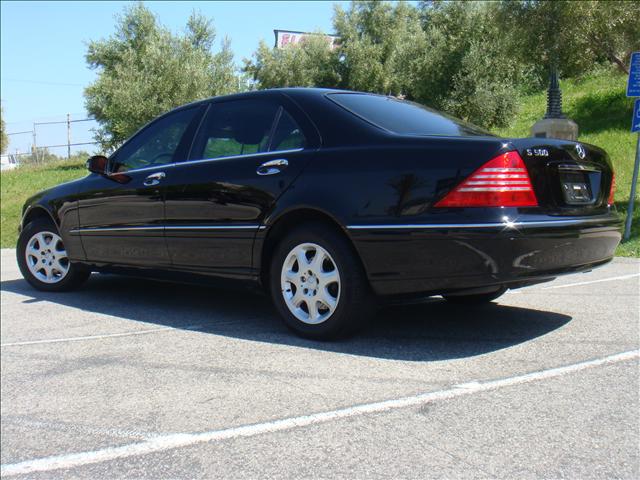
(332, 1, 424, 95)
(245, 1, 521, 128)
(0, 106, 8, 155)
(497, 0, 640, 83)
(244, 0, 639, 129)
(243, 34, 340, 89)
(84, 3, 239, 151)
(412, 1, 525, 127)
(85, 1, 639, 139)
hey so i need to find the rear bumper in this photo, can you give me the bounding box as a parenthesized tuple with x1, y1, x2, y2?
(348, 214, 623, 296)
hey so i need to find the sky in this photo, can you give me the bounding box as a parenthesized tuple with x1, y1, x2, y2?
(0, 0, 350, 155)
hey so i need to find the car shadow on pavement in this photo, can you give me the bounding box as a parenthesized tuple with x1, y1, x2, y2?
(0, 274, 572, 362)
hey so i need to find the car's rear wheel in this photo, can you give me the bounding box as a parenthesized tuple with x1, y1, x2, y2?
(17, 218, 90, 292)
(269, 224, 374, 340)
(443, 286, 507, 305)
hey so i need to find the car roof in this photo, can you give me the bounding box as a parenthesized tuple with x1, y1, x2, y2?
(169, 88, 409, 147)
(176, 87, 366, 110)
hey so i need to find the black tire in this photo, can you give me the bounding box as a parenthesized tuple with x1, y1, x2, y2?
(269, 223, 374, 340)
(17, 218, 90, 292)
(443, 286, 507, 305)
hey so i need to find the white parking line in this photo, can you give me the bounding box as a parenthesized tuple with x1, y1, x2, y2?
(508, 272, 640, 294)
(2, 349, 637, 477)
(541, 273, 640, 290)
(0, 325, 203, 347)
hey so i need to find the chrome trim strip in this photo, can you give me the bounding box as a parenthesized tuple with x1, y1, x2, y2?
(69, 226, 165, 233)
(107, 163, 175, 176)
(70, 225, 264, 234)
(106, 148, 305, 176)
(346, 217, 620, 230)
(163, 225, 263, 230)
(557, 163, 601, 173)
(348, 223, 507, 230)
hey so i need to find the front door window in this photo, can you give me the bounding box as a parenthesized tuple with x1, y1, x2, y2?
(110, 107, 200, 173)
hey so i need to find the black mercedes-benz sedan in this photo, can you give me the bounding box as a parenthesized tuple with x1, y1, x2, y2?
(17, 88, 621, 339)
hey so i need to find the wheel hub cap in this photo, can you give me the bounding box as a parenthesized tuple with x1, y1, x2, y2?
(281, 243, 340, 325)
(25, 231, 70, 284)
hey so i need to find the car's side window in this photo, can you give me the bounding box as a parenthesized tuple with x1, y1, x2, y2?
(269, 109, 306, 151)
(190, 100, 281, 161)
(110, 107, 200, 173)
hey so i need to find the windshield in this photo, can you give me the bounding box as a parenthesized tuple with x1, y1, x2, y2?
(327, 93, 493, 137)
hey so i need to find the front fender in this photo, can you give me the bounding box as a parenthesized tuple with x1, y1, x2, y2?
(19, 178, 86, 261)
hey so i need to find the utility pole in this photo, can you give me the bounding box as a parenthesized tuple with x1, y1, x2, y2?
(67, 113, 71, 160)
(32, 123, 37, 163)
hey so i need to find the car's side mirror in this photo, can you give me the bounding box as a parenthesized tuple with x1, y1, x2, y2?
(86, 155, 108, 175)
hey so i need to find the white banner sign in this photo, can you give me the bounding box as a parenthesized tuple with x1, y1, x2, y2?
(274, 30, 339, 50)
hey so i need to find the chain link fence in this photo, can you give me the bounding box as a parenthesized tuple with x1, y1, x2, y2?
(2, 114, 100, 170)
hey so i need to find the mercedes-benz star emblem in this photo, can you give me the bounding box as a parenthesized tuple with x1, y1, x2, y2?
(575, 144, 586, 159)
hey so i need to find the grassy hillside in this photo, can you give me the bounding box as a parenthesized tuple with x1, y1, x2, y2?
(1, 69, 637, 256)
(1, 160, 87, 247)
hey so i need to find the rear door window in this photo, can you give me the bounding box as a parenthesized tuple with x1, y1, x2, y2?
(270, 109, 306, 151)
(190, 100, 280, 161)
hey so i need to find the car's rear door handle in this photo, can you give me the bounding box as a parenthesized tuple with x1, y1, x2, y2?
(143, 171, 166, 186)
(256, 159, 288, 176)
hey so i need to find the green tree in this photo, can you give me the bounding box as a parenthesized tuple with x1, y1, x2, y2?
(244, 2, 425, 96)
(333, 1, 425, 95)
(245, 1, 522, 128)
(244, 34, 340, 89)
(0, 106, 8, 154)
(412, 1, 524, 127)
(84, 3, 239, 151)
(497, 0, 640, 83)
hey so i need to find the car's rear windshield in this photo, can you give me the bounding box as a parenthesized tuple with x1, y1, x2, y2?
(327, 93, 493, 137)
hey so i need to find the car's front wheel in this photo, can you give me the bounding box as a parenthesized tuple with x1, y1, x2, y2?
(269, 224, 374, 340)
(17, 218, 90, 292)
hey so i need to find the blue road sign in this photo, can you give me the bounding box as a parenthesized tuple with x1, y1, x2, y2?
(633, 99, 640, 133)
(627, 52, 640, 97)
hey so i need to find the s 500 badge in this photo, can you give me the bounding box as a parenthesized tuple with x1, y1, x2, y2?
(526, 148, 549, 157)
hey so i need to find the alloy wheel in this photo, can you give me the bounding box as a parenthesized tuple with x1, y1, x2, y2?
(280, 242, 341, 324)
(24, 231, 70, 284)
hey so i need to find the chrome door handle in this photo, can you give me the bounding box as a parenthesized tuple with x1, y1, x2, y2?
(143, 171, 166, 186)
(256, 159, 288, 176)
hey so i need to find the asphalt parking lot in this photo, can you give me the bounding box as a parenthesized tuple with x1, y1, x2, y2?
(1, 248, 639, 479)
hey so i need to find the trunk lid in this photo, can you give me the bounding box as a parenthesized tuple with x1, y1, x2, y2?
(509, 138, 614, 215)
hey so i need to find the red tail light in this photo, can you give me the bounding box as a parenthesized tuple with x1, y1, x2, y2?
(435, 151, 538, 208)
(608, 172, 616, 205)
